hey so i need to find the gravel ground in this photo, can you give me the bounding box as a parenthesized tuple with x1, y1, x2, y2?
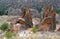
(0, 31, 60, 39)
(21, 31, 60, 39)
(0, 15, 20, 25)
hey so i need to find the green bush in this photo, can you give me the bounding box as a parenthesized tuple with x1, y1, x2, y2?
(55, 8, 60, 14)
(0, 22, 9, 31)
(0, 10, 8, 15)
(5, 31, 12, 39)
(36, 6, 42, 12)
(0, 5, 8, 15)
(32, 26, 37, 33)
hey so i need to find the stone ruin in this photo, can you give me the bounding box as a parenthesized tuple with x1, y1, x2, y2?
(7, 5, 56, 32)
(39, 4, 56, 31)
(20, 7, 33, 28)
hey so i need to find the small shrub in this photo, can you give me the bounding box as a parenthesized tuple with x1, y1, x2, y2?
(0, 22, 9, 31)
(36, 6, 42, 12)
(32, 26, 37, 33)
(5, 31, 12, 39)
(55, 8, 60, 14)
